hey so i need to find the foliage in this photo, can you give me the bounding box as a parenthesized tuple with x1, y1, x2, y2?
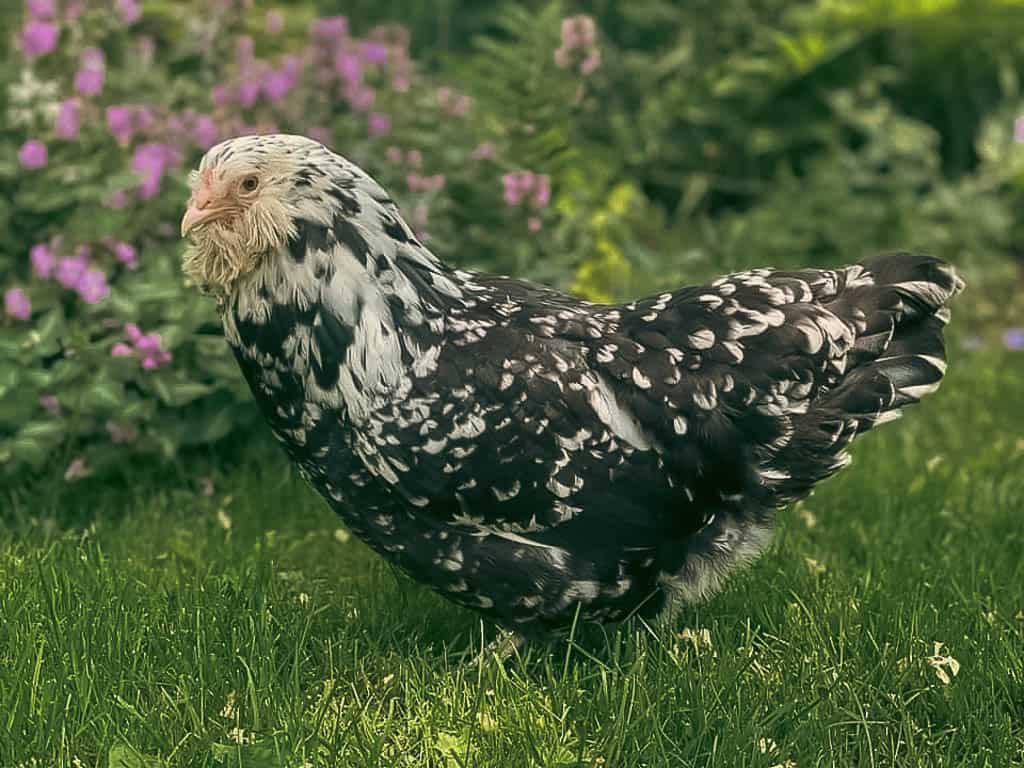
(2, 0, 1024, 480)
(0, 0, 636, 478)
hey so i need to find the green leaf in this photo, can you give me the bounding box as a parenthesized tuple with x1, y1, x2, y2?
(17, 420, 65, 442)
(81, 379, 125, 412)
(7, 439, 47, 468)
(210, 739, 287, 768)
(0, 364, 19, 399)
(49, 358, 88, 386)
(104, 170, 144, 193)
(108, 742, 166, 768)
(149, 376, 212, 406)
(185, 406, 237, 444)
(26, 308, 65, 357)
(170, 381, 213, 404)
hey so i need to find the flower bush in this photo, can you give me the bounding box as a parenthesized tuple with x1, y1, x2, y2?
(0, 0, 648, 478)
(2, 0, 1023, 480)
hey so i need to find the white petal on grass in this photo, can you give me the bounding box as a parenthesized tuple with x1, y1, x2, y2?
(926, 642, 960, 685)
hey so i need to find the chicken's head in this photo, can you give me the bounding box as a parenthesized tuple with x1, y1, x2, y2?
(181, 133, 369, 293)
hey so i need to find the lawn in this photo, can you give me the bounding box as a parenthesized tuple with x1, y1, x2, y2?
(2, 343, 1023, 768)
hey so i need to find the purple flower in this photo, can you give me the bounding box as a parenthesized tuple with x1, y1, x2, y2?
(116, 0, 141, 24)
(502, 171, 548, 208)
(502, 172, 535, 206)
(39, 394, 61, 416)
(408, 173, 444, 192)
(20, 21, 59, 58)
(503, 174, 522, 206)
(1015, 116, 1024, 144)
(263, 59, 300, 103)
(310, 16, 348, 47)
(64, 457, 90, 481)
(75, 47, 106, 96)
(264, 75, 293, 104)
(19, 140, 48, 169)
(360, 42, 388, 64)
(4, 288, 31, 321)
(106, 105, 136, 145)
(235, 35, 255, 65)
(391, 62, 411, 93)
(580, 50, 601, 76)
(411, 202, 428, 229)
(193, 114, 219, 149)
(335, 51, 362, 85)
(30, 243, 55, 278)
(136, 35, 155, 65)
(266, 9, 284, 35)
(134, 105, 155, 133)
(107, 189, 129, 209)
(556, 15, 600, 74)
(106, 420, 139, 444)
(27, 0, 57, 19)
(112, 241, 137, 267)
(54, 99, 81, 139)
(346, 84, 375, 112)
(472, 142, 496, 161)
(527, 216, 542, 232)
(116, 323, 171, 368)
(211, 84, 231, 108)
(451, 94, 471, 117)
(533, 175, 551, 207)
(141, 349, 172, 370)
(561, 15, 596, 50)
(238, 77, 262, 108)
(561, 17, 581, 50)
(1004, 328, 1024, 351)
(368, 112, 391, 138)
(81, 47, 105, 69)
(132, 142, 180, 199)
(308, 126, 332, 146)
(77, 269, 109, 304)
(135, 332, 162, 352)
(165, 112, 185, 137)
(55, 253, 87, 289)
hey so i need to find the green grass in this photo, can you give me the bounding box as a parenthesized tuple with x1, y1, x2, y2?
(2, 347, 1023, 768)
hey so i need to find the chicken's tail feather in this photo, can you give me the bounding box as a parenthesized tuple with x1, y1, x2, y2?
(768, 252, 964, 504)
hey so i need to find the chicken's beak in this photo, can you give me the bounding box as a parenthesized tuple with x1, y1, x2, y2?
(181, 205, 211, 237)
(181, 184, 221, 237)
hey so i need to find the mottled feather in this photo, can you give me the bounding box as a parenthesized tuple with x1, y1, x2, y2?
(185, 135, 964, 634)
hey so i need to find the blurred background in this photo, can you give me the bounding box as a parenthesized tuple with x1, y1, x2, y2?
(2, 0, 1024, 483)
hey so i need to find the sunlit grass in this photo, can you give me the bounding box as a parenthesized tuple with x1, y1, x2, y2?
(2, 346, 1023, 767)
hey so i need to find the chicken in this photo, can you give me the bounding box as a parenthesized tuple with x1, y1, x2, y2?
(181, 134, 964, 642)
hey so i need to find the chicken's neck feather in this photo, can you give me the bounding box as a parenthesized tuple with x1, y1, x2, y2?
(222, 189, 465, 429)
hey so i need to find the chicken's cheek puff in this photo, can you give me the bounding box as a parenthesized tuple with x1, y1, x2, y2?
(181, 133, 964, 654)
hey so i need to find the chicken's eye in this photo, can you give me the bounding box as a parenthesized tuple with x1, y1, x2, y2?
(241, 176, 259, 192)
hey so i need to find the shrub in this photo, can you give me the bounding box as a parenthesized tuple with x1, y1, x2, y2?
(0, 0, 647, 479)
(2, 0, 1022, 481)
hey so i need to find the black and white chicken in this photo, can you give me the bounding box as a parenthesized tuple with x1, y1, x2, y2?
(181, 134, 964, 643)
